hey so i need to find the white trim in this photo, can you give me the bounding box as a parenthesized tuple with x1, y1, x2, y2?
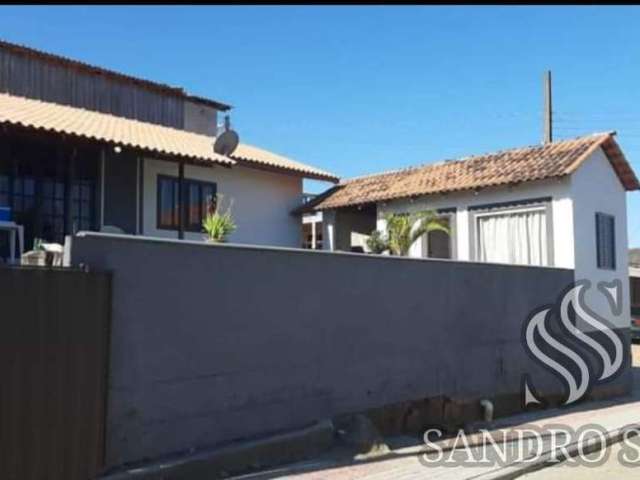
(630, 266, 640, 278)
(473, 205, 550, 266)
(473, 205, 546, 219)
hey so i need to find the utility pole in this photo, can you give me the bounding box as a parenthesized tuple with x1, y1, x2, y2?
(543, 70, 553, 144)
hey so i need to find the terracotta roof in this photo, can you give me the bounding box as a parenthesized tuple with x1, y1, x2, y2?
(302, 133, 639, 211)
(0, 39, 231, 111)
(0, 93, 338, 181)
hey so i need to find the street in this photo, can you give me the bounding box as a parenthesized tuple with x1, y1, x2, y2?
(520, 441, 640, 479)
(519, 343, 640, 479)
(237, 343, 640, 479)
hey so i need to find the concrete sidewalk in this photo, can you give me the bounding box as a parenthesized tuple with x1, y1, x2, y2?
(234, 346, 640, 480)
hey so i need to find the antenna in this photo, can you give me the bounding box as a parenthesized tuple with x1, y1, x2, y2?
(543, 70, 553, 144)
(213, 114, 240, 156)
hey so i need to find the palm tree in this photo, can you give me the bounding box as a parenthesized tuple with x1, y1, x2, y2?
(370, 210, 450, 256)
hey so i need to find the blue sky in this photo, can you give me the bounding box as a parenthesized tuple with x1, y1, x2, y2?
(2, 6, 640, 246)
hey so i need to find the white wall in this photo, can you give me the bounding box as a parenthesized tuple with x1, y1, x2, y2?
(377, 177, 575, 267)
(570, 147, 630, 329)
(142, 158, 303, 247)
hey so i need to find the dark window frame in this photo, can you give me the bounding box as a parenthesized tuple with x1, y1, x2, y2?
(0, 172, 96, 244)
(156, 175, 217, 233)
(596, 212, 616, 270)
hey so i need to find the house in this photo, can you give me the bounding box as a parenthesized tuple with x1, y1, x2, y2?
(301, 192, 324, 249)
(299, 132, 639, 323)
(0, 40, 337, 258)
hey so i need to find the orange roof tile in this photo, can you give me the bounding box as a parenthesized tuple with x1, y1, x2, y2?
(303, 133, 639, 211)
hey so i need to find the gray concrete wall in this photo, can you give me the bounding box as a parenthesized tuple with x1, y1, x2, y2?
(69, 233, 630, 469)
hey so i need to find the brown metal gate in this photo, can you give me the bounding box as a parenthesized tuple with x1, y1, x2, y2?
(0, 266, 111, 480)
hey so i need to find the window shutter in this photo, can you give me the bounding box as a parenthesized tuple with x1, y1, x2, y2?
(608, 215, 616, 270)
(595, 213, 616, 270)
(596, 213, 603, 268)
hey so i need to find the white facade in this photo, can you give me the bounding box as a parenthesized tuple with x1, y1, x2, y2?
(323, 146, 631, 328)
(376, 176, 573, 267)
(569, 147, 629, 327)
(142, 158, 303, 247)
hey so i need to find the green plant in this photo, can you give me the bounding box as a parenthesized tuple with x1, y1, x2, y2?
(365, 230, 388, 254)
(202, 195, 236, 243)
(369, 210, 450, 257)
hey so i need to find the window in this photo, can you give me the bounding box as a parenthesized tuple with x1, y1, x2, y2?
(596, 212, 616, 270)
(316, 224, 323, 250)
(302, 223, 313, 249)
(0, 175, 10, 209)
(302, 220, 323, 249)
(71, 180, 94, 232)
(157, 176, 180, 230)
(40, 178, 65, 242)
(475, 206, 549, 266)
(157, 175, 216, 232)
(422, 214, 454, 259)
(190, 181, 216, 231)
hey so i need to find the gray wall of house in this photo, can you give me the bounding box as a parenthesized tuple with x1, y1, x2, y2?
(69, 233, 631, 469)
(0, 46, 186, 128)
(102, 151, 138, 234)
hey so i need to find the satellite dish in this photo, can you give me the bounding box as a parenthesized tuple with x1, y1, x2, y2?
(213, 115, 239, 156)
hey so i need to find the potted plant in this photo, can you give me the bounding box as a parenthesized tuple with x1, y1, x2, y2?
(202, 194, 236, 243)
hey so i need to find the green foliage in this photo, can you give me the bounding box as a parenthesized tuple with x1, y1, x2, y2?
(365, 229, 389, 254)
(202, 195, 236, 243)
(368, 210, 450, 256)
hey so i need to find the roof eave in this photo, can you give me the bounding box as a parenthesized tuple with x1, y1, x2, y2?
(231, 156, 339, 183)
(184, 94, 233, 112)
(0, 119, 236, 168)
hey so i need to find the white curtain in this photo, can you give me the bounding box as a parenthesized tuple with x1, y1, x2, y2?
(477, 209, 548, 266)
